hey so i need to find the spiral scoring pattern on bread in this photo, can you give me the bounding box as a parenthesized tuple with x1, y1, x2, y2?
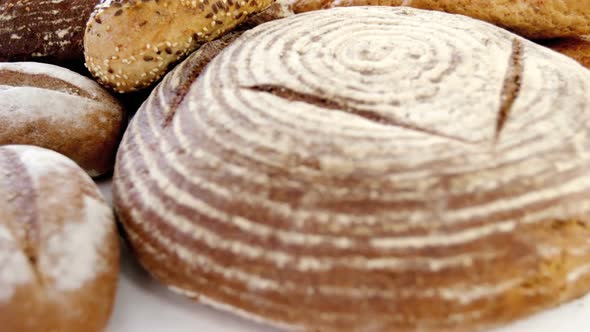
(114, 7, 590, 332)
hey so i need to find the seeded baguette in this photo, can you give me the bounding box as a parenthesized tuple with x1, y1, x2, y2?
(84, 0, 274, 93)
(289, 0, 590, 39)
(0, 145, 119, 332)
(114, 7, 590, 332)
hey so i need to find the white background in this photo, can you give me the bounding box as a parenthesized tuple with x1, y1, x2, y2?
(98, 180, 590, 332)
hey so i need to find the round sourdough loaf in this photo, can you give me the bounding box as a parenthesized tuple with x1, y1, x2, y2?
(0, 62, 126, 177)
(0, 145, 119, 332)
(0, 0, 100, 66)
(288, 0, 590, 39)
(113, 7, 590, 332)
(84, 0, 276, 93)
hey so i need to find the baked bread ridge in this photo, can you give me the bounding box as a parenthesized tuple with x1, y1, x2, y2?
(113, 6, 590, 332)
(0, 145, 120, 332)
(84, 0, 275, 93)
(0, 0, 99, 64)
(288, 0, 590, 39)
(0, 62, 126, 177)
(544, 36, 590, 70)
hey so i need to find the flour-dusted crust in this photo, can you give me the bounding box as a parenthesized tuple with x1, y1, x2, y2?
(84, 0, 275, 93)
(544, 36, 590, 70)
(0, 145, 119, 332)
(114, 7, 590, 332)
(289, 0, 590, 39)
(0, 0, 100, 64)
(0, 62, 126, 177)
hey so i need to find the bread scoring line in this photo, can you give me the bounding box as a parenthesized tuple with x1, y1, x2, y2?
(245, 84, 476, 144)
(495, 39, 524, 143)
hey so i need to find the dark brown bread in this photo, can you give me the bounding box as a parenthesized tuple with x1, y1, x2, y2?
(0, 145, 119, 332)
(113, 7, 590, 332)
(0, 62, 126, 177)
(0, 0, 100, 67)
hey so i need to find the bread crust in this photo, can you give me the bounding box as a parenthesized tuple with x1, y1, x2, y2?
(0, 145, 119, 332)
(0, 0, 99, 66)
(113, 7, 590, 332)
(0, 62, 126, 177)
(544, 36, 590, 70)
(288, 0, 590, 39)
(84, 0, 275, 93)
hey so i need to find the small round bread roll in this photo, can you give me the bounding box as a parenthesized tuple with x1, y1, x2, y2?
(84, 0, 274, 93)
(544, 36, 590, 70)
(113, 7, 590, 332)
(0, 62, 126, 177)
(289, 0, 590, 39)
(0, 145, 119, 332)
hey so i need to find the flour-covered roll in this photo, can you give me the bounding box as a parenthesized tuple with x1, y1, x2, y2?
(0, 145, 119, 332)
(113, 7, 590, 332)
(0, 62, 126, 177)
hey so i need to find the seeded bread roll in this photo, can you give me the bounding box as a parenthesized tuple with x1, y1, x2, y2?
(289, 0, 590, 39)
(84, 0, 274, 93)
(147, 1, 293, 83)
(0, 62, 126, 177)
(0, 145, 119, 332)
(113, 7, 590, 332)
(544, 36, 590, 70)
(0, 0, 100, 66)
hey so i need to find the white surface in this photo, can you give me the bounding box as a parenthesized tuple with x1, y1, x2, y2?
(97, 179, 590, 332)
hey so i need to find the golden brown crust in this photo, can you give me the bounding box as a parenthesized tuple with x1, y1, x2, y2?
(543, 36, 590, 70)
(113, 7, 590, 332)
(0, 62, 126, 177)
(84, 0, 275, 93)
(0, 145, 119, 332)
(289, 0, 590, 39)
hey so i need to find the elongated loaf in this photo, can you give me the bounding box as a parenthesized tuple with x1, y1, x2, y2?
(0, 62, 126, 177)
(113, 7, 590, 332)
(84, 0, 275, 93)
(0, 145, 119, 332)
(0, 0, 100, 65)
(289, 0, 590, 39)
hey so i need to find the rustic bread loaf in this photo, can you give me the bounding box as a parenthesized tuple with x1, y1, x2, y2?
(239, 0, 294, 29)
(544, 36, 590, 70)
(0, 62, 126, 177)
(113, 7, 590, 332)
(288, 0, 590, 39)
(0, 0, 100, 66)
(0, 145, 119, 332)
(131, 1, 293, 91)
(84, 0, 275, 93)
(289, 0, 403, 15)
